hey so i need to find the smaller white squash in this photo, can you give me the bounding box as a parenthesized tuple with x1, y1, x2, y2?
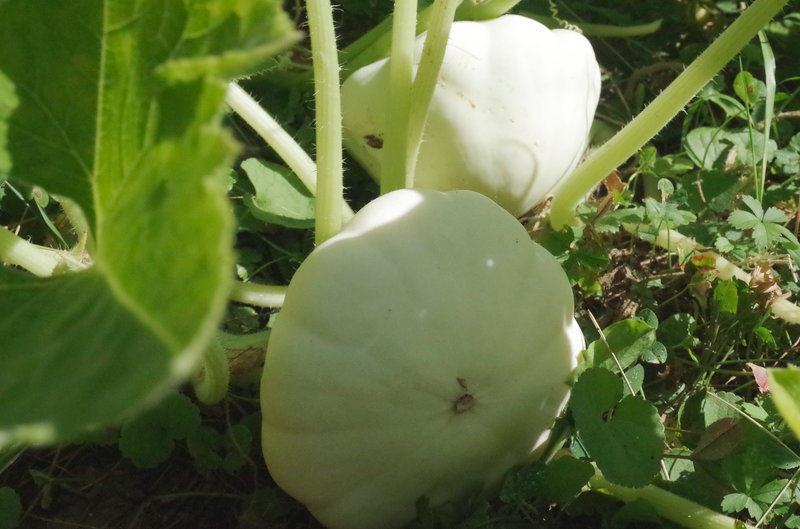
(342, 15, 601, 217)
(261, 189, 584, 529)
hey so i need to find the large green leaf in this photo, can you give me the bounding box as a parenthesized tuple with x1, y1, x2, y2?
(0, 0, 296, 446)
(0, 69, 15, 178)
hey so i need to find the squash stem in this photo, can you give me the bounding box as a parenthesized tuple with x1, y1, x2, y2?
(229, 281, 287, 308)
(306, 0, 344, 245)
(404, 0, 463, 188)
(455, 0, 522, 20)
(0, 227, 78, 277)
(624, 223, 800, 325)
(589, 469, 757, 529)
(191, 336, 230, 405)
(549, 0, 790, 229)
(381, 0, 419, 194)
(339, 0, 521, 81)
(340, 8, 432, 79)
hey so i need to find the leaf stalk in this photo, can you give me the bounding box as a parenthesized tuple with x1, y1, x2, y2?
(550, 0, 790, 229)
(306, 0, 345, 245)
(589, 469, 756, 529)
(381, 0, 419, 193)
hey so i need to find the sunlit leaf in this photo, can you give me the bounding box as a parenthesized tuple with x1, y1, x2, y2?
(0, 0, 295, 446)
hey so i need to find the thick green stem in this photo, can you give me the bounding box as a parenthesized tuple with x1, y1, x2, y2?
(0, 227, 69, 277)
(625, 224, 800, 325)
(230, 281, 286, 308)
(404, 0, 462, 188)
(217, 329, 270, 352)
(340, 0, 519, 79)
(525, 13, 663, 37)
(225, 83, 354, 221)
(307, 0, 344, 245)
(455, 0, 521, 20)
(589, 470, 756, 529)
(341, 10, 432, 78)
(381, 0, 419, 194)
(340, 16, 394, 70)
(550, 0, 790, 229)
(191, 336, 230, 405)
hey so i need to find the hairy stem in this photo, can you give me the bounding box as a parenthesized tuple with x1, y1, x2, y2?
(225, 84, 353, 221)
(307, 0, 344, 245)
(550, 0, 790, 229)
(381, 0, 419, 193)
(0, 227, 68, 277)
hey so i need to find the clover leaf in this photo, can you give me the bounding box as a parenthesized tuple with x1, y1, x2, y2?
(571, 368, 665, 487)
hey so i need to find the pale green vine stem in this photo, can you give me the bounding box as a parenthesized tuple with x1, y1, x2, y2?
(224, 83, 354, 221)
(217, 329, 270, 352)
(550, 0, 790, 229)
(381, 0, 419, 194)
(625, 224, 800, 325)
(230, 281, 287, 308)
(341, 0, 521, 81)
(0, 227, 87, 277)
(405, 0, 463, 187)
(0, 227, 61, 276)
(191, 336, 230, 405)
(589, 469, 757, 529)
(306, 0, 344, 245)
(524, 14, 662, 38)
(341, 9, 431, 77)
(455, 0, 521, 20)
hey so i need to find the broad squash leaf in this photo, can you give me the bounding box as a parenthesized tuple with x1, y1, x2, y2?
(0, 69, 15, 178)
(0, 0, 296, 446)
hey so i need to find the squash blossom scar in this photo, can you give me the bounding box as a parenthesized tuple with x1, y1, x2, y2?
(453, 377, 475, 414)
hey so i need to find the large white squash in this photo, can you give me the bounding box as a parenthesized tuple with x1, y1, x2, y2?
(341, 15, 601, 217)
(261, 189, 583, 529)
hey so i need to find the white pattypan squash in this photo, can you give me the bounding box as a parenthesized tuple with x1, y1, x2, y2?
(261, 189, 584, 529)
(342, 15, 601, 217)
